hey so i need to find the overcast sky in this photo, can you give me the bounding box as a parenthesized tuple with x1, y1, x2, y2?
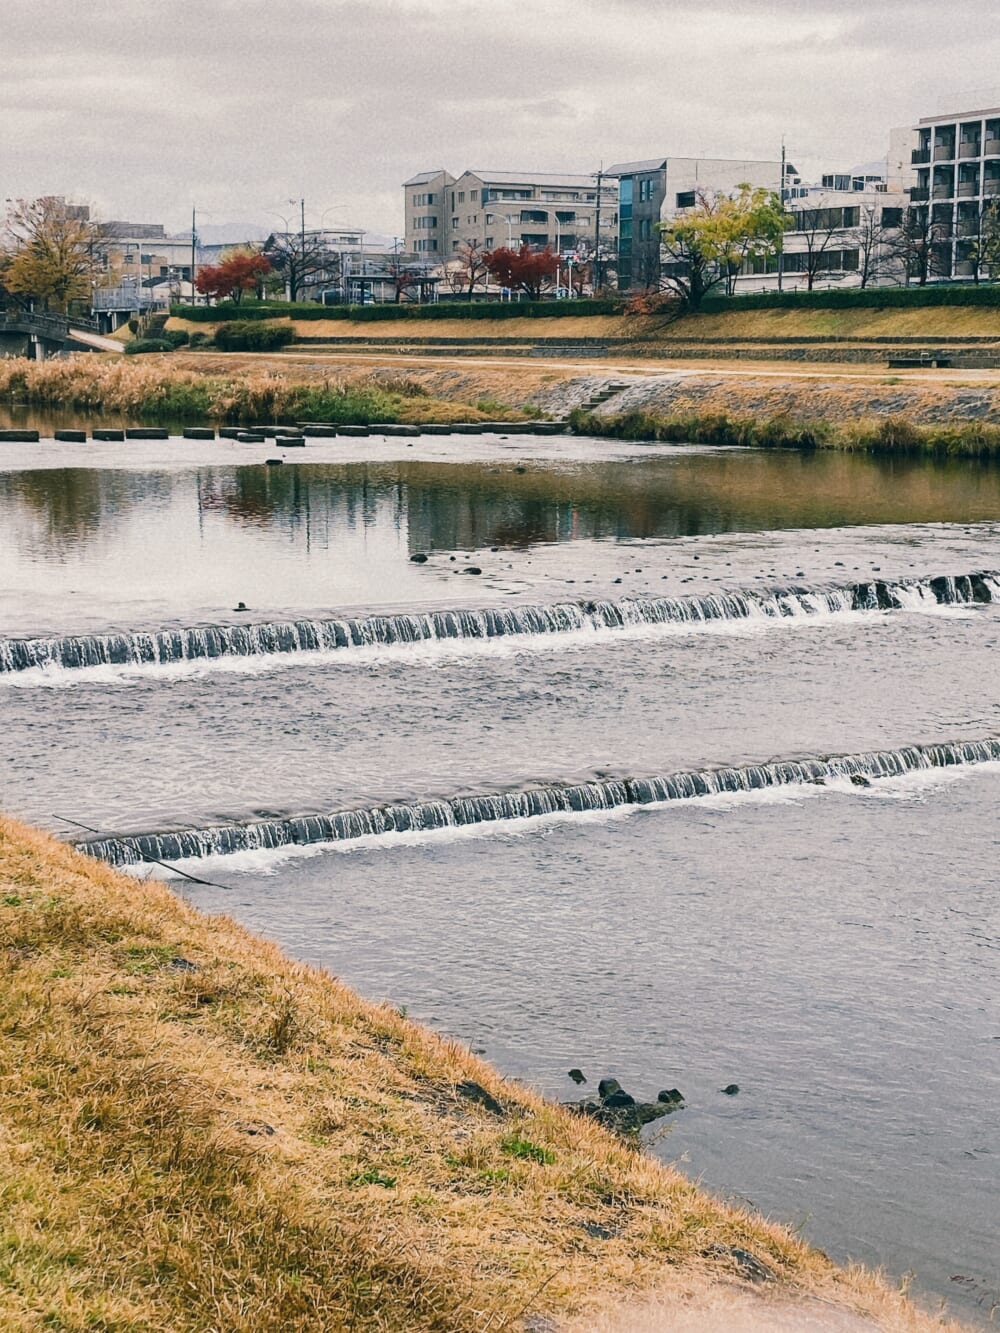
(5, 0, 1000, 240)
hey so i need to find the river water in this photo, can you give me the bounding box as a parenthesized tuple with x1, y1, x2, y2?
(1, 430, 997, 1325)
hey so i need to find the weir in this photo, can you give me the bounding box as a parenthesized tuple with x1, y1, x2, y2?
(2, 572, 998, 675)
(77, 738, 1000, 867)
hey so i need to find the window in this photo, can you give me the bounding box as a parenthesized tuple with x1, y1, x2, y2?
(414, 216, 438, 229)
(638, 178, 655, 202)
(675, 191, 696, 209)
(881, 207, 903, 228)
(414, 239, 438, 252)
(458, 191, 465, 203)
(484, 237, 493, 248)
(412, 192, 437, 206)
(451, 217, 459, 229)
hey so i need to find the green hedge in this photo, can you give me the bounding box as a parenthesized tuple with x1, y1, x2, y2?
(701, 283, 1000, 313)
(214, 321, 295, 351)
(123, 339, 174, 355)
(172, 297, 623, 324)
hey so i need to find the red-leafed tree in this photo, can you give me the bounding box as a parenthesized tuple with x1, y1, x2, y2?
(195, 250, 271, 304)
(483, 244, 559, 299)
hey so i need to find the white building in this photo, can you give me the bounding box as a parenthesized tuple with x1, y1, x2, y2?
(891, 105, 1000, 280)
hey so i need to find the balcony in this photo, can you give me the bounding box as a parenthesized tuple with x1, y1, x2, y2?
(911, 148, 931, 164)
(908, 187, 930, 202)
(932, 183, 954, 199)
(957, 180, 980, 197)
(934, 143, 955, 161)
(959, 140, 982, 159)
(955, 259, 976, 276)
(986, 137, 1000, 156)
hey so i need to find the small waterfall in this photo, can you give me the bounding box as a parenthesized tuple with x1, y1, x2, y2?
(77, 738, 1000, 868)
(3, 572, 998, 675)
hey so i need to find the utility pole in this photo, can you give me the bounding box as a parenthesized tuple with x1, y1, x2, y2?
(593, 165, 603, 293)
(190, 206, 196, 306)
(777, 142, 786, 293)
(300, 197, 306, 301)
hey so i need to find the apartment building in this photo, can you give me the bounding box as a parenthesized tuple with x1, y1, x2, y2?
(896, 105, 1000, 279)
(403, 168, 617, 260)
(607, 156, 783, 288)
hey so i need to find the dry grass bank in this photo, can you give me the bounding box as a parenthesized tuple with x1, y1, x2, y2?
(0, 816, 967, 1332)
(167, 303, 1000, 346)
(0, 356, 536, 425)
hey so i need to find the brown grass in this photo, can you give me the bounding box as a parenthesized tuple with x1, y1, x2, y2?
(0, 816, 969, 1331)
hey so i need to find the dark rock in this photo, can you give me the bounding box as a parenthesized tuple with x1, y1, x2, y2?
(612, 577, 622, 584)
(54, 430, 87, 443)
(233, 601, 248, 612)
(722, 1084, 740, 1096)
(125, 427, 169, 440)
(0, 429, 40, 442)
(567, 1068, 587, 1085)
(598, 1077, 623, 1101)
(581, 1221, 614, 1239)
(657, 1088, 684, 1104)
(456, 1079, 505, 1116)
(850, 774, 871, 787)
(409, 553, 428, 563)
(707, 1244, 776, 1284)
(92, 429, 125, 442)
(602, 1089, 636, 1109)
(265, 458, 284, 466)
(236, 1120, 276, 1137)
(463, 566, 482, 575)
(523, 1316, 559, 1333)
(170, 956, 198, 972)
(183, 427, 216, 440)
(514, 465, 527, 473)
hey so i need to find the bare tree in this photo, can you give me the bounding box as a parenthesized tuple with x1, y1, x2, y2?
(444, 240, 490, 301)
(889, 206, 950, 286)
(262, 230, 338, 301)
(848, 206, 898, 288)
(783, 204, 853, 291)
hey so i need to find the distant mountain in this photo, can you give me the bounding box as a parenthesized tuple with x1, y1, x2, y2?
(166, 222, 269, 245)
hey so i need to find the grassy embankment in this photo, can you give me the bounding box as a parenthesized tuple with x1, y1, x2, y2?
(168, 301, 1000, 345)
(568, 406, 1000, 458)
(0, 816, 965, 1332)
(0, 357, 535, 427)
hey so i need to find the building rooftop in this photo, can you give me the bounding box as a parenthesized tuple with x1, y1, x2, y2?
(464, 169, 612, 188)
(404, 170, 449, 186)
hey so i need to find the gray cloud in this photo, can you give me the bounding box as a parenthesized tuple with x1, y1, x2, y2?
(3, 0, 1000, 236)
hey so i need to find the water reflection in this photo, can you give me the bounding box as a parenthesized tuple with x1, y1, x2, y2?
(4, 453, 1000, 560)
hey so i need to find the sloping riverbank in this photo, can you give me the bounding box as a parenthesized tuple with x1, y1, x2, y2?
(0, 816, 967, 1331)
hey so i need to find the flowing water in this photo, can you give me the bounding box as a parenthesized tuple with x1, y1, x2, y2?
(1, 430, 998, 1324)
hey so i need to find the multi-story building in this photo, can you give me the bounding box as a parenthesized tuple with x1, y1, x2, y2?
(403, 168, 617, 263)
(894, 105, 1000, 279)
(607, 156, 784, 288)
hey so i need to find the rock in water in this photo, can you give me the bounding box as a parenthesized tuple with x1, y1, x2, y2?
(567, 1068, 587, 1085)
(598, 1077, 623, 1100)
(602, 1089, 636, 1108)
(410, 553, 428, 563)
(722, 1084, 740, 1096)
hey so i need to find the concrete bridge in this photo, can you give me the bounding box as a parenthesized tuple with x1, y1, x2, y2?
(0, 309, 122, 358)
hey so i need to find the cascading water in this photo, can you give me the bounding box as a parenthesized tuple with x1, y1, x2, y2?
(2, 572, 998, 676)
(77, 738, 1000, 867)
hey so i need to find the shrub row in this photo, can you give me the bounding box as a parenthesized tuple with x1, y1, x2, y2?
(172, 297, 623, 324)
(701, 282, 1000, 313)
(213, 321, 295, 351)
(123, 339, 175, 356)
(569, 406, 1000, 457)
